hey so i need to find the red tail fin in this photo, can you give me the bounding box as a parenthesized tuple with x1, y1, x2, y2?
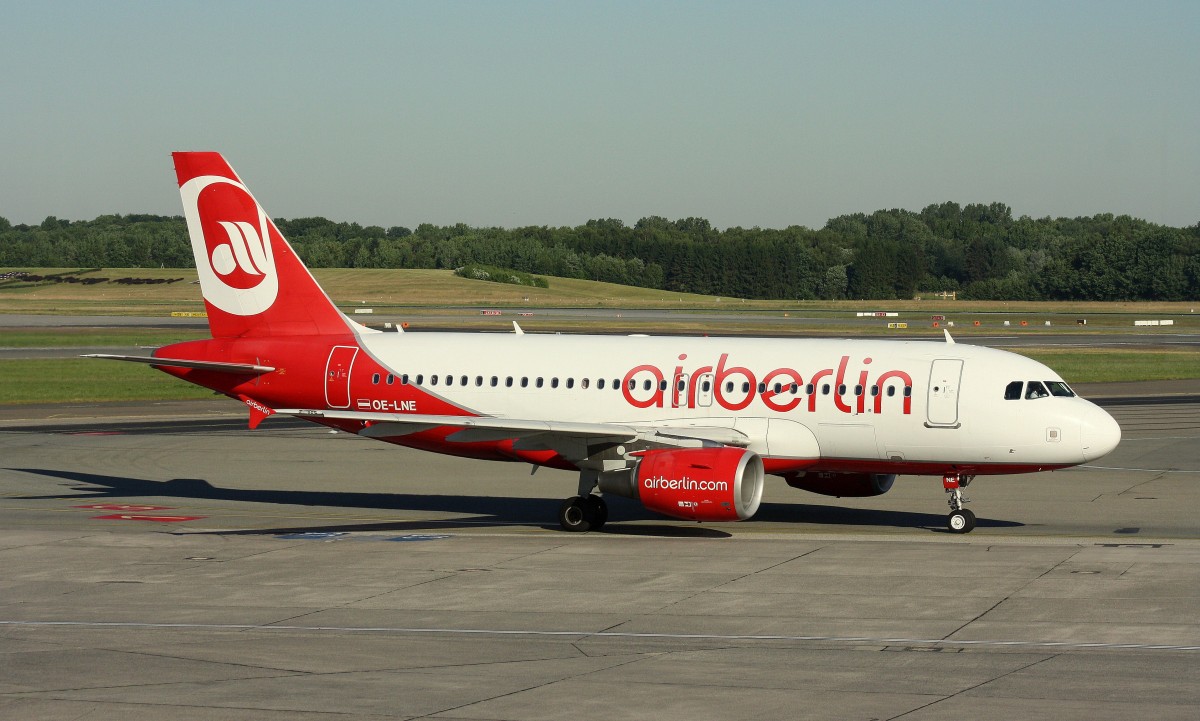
(173, 152, 349, 338)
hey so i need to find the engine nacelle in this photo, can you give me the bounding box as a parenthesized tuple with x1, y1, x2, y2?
(785, 472, 897, 498)
(616, 447, 764, 522)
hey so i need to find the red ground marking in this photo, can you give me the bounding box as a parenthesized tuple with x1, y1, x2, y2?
(91, 514, 206, 523)
(74, 504, 175, 511)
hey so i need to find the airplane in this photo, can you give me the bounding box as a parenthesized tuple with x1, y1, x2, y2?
(87, 152, 1122, 534)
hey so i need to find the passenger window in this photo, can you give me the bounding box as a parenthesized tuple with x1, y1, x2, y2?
(372, 373, 380, 384)
(659, 380, 668, 391)
(870, 385, 878, 397)
(475, 376, 483, 386)
(742, 382, 751, 393)
(726, 381, 735, 393)
(758, 383, 767, 393)
(551, 378, 559, 389)
(790, 383, 798, 394)
(520, 377, 529, 388)
(806, 384, 815, 395)
(581, 378, 589, 389)
(613, 379, 620, 390)
(903, 386, 912, 397)
(597, 378, 606, 390)
(837, 384, 846, 395)
(644, 379, 653, 391)
(416, 374, 424, 385)
(536, 377, 544, 388)
(1025, 381, 1050, 399)
(702, 380, 712, 392)
(490, 376, 498, 387)
(445, 375, 453, 386)
(822, 384, 830, 395)
(854, 384, 863, 396)
(505, 376, 513, 387)
(430, 375, 438, 386)
(460, 375, 468, 386)
(773, 383, 782, 394)
(567, 378, 574, 389)
(1045, 381, 1075, 397)
(1004, 381, 1023, 400)
(886, 385, 895, 397)
(401, 374, 409, 385)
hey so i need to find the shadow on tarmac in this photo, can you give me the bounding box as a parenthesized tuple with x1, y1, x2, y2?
(8, 467, 1023, 535)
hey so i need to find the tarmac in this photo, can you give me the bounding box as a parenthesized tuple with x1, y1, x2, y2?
(1, 384, 1198, 720)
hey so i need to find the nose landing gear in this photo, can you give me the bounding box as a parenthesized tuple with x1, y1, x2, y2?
(943, 473, 976, 533)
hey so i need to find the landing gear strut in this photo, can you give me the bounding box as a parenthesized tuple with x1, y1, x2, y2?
(943, 473, 976, 533)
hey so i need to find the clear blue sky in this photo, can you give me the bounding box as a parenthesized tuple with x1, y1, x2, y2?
(2, 1, 1197, 230)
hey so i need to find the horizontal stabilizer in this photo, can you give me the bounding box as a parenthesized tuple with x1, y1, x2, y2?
(82, 354, 275, 374)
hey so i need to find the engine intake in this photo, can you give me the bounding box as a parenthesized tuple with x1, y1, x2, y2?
(601, 447, 764, 522)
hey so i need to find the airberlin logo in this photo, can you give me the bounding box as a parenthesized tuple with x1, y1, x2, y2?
(622, 353, 914, 415)
(643, 475, 729, 492)
(179, 175, 279, 316)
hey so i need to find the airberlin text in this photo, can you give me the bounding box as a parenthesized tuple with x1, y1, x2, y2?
(643, 476, 729, 492)
(622, 353, 913, 415)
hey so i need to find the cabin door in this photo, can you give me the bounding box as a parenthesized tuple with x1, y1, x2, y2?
(926, 359, 963, 427)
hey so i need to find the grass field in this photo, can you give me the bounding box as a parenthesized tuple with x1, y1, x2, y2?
(2, 268, 1196, 405)
(0, 359, 217, 404)
(4, 267, 1199, 320)
(0, 328, 208, 348)
(0, 348, 1195, 405)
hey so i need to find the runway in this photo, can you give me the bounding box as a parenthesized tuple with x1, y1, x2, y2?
(1, 391, 1198, 719)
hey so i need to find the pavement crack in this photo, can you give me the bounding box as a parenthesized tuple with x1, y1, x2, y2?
(412, 654, 647, 719)
(642, 546, 825, 617)
(941, 547, 1082, 642)
(885, 653, 1061, 720)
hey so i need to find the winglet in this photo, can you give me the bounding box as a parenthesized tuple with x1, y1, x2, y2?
(943, 328, 955, 344)
(513, 321, 524, 335)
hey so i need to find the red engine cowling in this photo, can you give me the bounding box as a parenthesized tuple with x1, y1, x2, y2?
(634, 447, 764, 522)
(785, 472, 896, 498)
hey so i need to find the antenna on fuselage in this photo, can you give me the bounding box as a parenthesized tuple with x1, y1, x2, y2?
(943, 328, 955, 344)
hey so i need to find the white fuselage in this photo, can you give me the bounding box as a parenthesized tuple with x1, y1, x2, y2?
(349, 331, 1120, 474)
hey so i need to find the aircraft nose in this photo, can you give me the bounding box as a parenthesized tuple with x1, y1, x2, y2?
(1080, 404, 1122, 461)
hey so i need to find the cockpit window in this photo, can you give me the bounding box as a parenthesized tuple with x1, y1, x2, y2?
(1025, 381, 1050, 399)
(1004, 381, 1023, 400)
(1045, 381, 1075, 397)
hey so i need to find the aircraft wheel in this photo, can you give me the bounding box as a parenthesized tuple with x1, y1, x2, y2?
(559, 496, 594, 532)
(947, 508, 976, 534)
(584, 495, 608, 531)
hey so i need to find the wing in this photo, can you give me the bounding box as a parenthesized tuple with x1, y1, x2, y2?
(276, 408, 749, 463)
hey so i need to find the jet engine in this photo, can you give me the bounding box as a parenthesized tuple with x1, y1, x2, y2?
(599, 447, 764, 522)
(785, 471, 897, 498)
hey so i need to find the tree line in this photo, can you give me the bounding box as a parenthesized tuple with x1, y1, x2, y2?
(1, 203, 1198, 301)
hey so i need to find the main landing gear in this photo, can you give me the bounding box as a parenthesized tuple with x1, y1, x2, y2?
(558, 468, 610, 532)
(943, 473, 976, 533)
(558, 494, 608, 532)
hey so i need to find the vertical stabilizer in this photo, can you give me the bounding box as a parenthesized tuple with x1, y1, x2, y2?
(173, 152, 349, 338)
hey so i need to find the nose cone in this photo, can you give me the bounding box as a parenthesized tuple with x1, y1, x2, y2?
(1080, 404, 1122, 461)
